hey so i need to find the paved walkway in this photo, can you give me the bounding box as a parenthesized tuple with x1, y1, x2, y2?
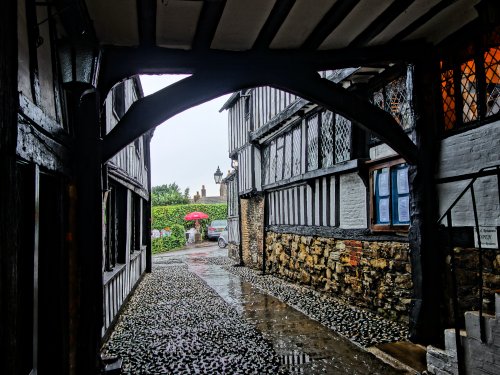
(102, 245, 407, 374)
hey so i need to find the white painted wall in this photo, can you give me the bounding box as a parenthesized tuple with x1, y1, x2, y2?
(339, 173, 367, 229)
(437, 121, 500, 227)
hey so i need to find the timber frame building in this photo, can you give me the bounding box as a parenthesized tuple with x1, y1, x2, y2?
(1, 1, 499, 374)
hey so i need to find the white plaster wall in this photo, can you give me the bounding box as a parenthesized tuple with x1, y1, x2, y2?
(339, 172, 367, 229)
(369, 143, 397, 160)
(437, 121, 500, 227)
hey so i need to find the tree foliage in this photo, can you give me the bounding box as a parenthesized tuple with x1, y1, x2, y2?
(151, 183, 190, 206)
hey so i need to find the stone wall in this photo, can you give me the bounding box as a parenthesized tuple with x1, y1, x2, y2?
(240, 196, 265, 268)
(265, 231, 413, 323)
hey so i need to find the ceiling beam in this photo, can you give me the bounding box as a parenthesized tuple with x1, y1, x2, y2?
(137, 0, 156, 46)
(191, 0, 226, 50)
(349, 0, 416, 48)
(97, 41, 426, 96)
(253, 0, 296, 50)
(102, 66, 417, 165)
(390, 0, 456, 43)
(302, 0, 360, 50)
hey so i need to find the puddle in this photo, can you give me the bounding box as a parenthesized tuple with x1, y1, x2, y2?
(185, 252, 404, 374)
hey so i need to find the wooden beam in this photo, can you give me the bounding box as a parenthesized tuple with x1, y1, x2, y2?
(390, 0, 456, 43)
(253, 0, 296, 50)
(103, 66, 418, 165)
(137, 0, 156, 46)
(301, 0, 360, 50)
(0, 0, 20, 373)
(192, 0, 226, 50)
(98, 41, 426, 96)
(349, 0, 416, 47)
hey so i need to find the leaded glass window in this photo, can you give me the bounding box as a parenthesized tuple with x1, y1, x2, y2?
(262, 146, 270, 185)
(307, 114, 319, 171)
(460, 59, 478, 123)
(441, 69, 456, 130)
(485, 46, 500, 117)
(269, 140, 277, 184)
(320, 111, 335, 168)
(276, 136, 284, 181)
(292, 126, 301, 176)
(283, 133, 292, 179)
(335, 115, 351, 163)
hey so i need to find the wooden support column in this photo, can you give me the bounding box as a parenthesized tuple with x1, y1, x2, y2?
(72, 88, 103, 374)
(408, 61, 443, 345)
(0, 0, 20, 373)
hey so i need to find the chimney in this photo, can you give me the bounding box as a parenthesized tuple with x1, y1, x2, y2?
(201, 185, 206, 197)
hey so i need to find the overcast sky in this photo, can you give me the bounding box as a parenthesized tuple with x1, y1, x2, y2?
(140, 75, 232, 197)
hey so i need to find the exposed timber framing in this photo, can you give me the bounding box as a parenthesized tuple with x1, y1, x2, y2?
(0, 0, 20, 373)
(253, 0, 296, 50)
(102, 68, 417, 164)
(137, 0, 156, 46)
(192, 0, 227, 50)
(97, 41, 427, 96)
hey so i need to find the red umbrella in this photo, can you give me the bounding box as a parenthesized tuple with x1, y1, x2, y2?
(184, 211, 209, 221)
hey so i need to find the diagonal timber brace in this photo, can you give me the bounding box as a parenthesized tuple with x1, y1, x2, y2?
(102, 68, 418, 164)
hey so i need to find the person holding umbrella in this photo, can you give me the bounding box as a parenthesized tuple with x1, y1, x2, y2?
(184, 211, 209, 243)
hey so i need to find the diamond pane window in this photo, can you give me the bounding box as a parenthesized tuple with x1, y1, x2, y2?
(283, 133, 292, 179)
(307, 114, 319, 171)
(460, 59, 478, 123)
(335, 115, 351, 163)
(276, 136, 284, 181)
(262, 146, 270, 185)
(373, 90, 384, 109)
(292, 126, 301, 176)
(441, 68, 456, 130)
(485, 46, 500, 117)
(386, 76, 412, 130)
(320, 111, 335, 168)
(269, 140, 277, 184)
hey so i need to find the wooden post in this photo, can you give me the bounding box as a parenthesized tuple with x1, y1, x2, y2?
(73, 88, 104, 374)
(0, 0, 20, 373)
(408, 60, 444, 344)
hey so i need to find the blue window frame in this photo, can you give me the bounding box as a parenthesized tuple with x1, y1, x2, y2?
(371, 161, 410, 230)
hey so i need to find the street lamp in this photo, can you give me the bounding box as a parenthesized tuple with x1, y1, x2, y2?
(58, 38, 100, 87)
(214, 166, 223, 184)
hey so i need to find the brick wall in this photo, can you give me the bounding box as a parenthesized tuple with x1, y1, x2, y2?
(240, 196, 265, 269)
(265, 231, 412, 323)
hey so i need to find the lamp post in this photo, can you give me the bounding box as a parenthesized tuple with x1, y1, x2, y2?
(214, 166, 223, 184)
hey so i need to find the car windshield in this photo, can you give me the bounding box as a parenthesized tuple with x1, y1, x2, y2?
(211, 220, 227, 227)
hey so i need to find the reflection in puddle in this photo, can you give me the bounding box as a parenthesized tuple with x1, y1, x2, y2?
(187, 258, 403, 374)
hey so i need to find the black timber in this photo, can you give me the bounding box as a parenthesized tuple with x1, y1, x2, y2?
(302, 0, 360, 50)
(192, 0, 226, 50)
(267, 225, 409, 243)
(0, 1, 20, 373)
(349, 0, 416, 48)
(253, 0, 296, 50)
(137, 0, 156, 46)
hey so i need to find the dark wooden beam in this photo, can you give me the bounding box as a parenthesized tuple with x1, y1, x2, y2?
(103, 66, 417, 165)
(349, 0, 415, 47)
(0, 0, 20, 373)
(252, 0, 296, 50)
(98, 41, 426, 96)
(301, 0, 360, 50)
(137, 0, 156, 46)
(390, 0, 456, 43)
(192, 0, 226, 50)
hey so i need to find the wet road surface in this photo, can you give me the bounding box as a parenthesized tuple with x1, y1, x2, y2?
(103, 245, 405, 374)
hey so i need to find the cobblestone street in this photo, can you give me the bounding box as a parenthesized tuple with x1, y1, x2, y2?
(102, 245, 408, 374)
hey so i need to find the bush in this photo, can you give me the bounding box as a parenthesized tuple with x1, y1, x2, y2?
(152, 203, 228, 230)
(151, 224, 186, 254)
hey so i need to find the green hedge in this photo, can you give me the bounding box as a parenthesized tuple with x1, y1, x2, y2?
(151, 224, 185, 254)
(152, 203, 227, 230)
(151, 203, 228, 254)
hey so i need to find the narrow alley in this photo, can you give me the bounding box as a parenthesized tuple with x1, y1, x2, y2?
(102, 245, 410, 374)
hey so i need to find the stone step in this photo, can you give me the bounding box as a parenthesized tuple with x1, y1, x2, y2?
(496, 292, 500, 319)
(465, 310, 496, 343)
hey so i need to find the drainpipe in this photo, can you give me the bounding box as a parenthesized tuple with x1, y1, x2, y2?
(261, 193, 267, 275)
(236, 166, 244, 266)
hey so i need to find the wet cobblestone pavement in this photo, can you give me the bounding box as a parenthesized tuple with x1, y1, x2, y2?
(102, 245, 407, 374)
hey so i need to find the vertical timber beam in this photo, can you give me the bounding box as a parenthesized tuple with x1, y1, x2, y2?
(409, 60, 443, 344)
(74, 89, 103, 374)
(145, 131, 153, 273)
(0, 0, 20, 374)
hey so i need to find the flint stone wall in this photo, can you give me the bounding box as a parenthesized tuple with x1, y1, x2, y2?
(265, 231, 413, 323)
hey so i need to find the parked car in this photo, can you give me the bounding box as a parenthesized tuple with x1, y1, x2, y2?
(218, 230, 228, 248)
(206, 219, 228, 240)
